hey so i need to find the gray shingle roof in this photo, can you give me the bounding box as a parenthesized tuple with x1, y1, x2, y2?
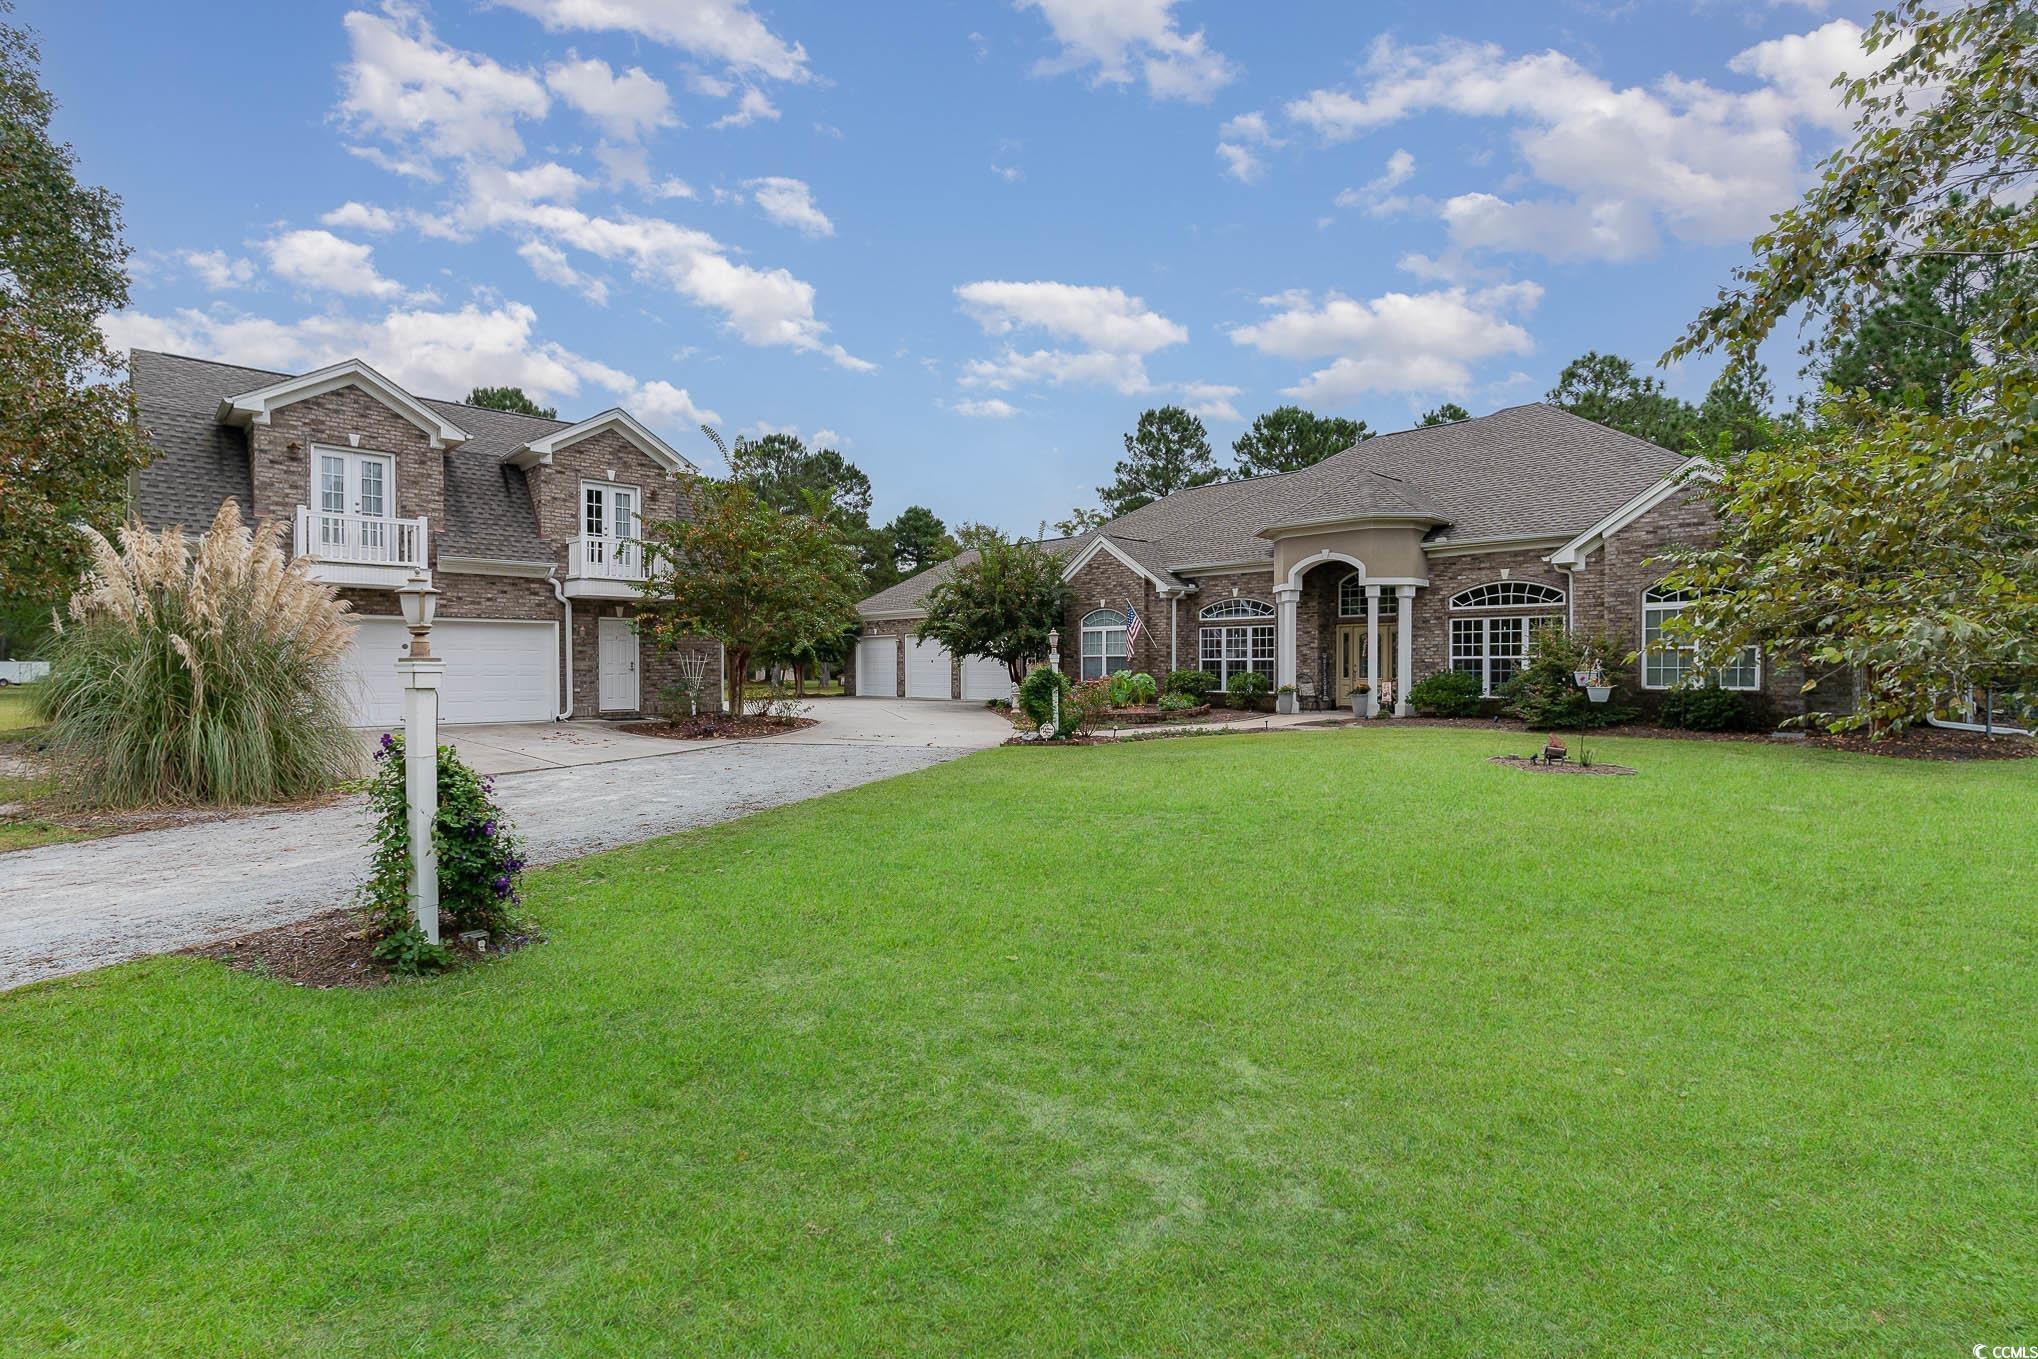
(129, 350, 564, 563)
(857, 536, 1084, 615)
(858, 403, 1692, 613)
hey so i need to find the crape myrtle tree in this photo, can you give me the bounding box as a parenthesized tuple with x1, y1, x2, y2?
(1660, 0, 2038, 733)
(637, 474, 863, 717)
(915, 530, 1071, 694)
(1097, 405, 1220, 517)
(1229, 406, 1370, 477)
(0, 7, 152, 647)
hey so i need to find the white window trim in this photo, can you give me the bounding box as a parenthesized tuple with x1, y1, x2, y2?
(1198, 598, 1274, 620)
(1449, 615, 1557, 696)
(1080, 609, 1129, 681)
(1337, 573, 1398, 619)
(1198, 624, 1276, 688)
(1449, 580, 1567, 610)
(1640, 590, 1762, 691)
(309, 444, 397, 518)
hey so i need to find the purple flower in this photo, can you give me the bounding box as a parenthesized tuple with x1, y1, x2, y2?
(493, 875, 511, 896)
(481, 820, 495, 837)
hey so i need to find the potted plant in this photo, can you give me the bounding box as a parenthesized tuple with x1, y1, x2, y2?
(1349, 680, 1371, 717)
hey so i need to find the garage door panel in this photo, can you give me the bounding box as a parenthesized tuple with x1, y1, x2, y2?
(905, 638, 951, 699)
(960, 654, 1009, 701)
(340, 618, 556, 726)
(856, 637, 897, 697)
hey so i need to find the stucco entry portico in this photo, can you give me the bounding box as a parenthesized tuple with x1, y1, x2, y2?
(1265, 521, 1431, 715)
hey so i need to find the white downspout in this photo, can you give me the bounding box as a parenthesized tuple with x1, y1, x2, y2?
(550, 569, 575, 721)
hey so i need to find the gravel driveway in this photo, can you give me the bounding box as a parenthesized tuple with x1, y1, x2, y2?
(0, 702, 1006, 993)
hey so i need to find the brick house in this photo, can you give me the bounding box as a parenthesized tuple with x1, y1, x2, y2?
(129, 350, 720, 725)
(852, 402, 1818, 720)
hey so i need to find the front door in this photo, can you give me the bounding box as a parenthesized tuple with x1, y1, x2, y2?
(597, 616, 639, 712)
(1335, 622, 1397, 702)
(314, 449, 396, 556)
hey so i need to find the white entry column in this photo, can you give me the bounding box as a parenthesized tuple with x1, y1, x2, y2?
(1274, 586, 1301, 714)
(1395, 585, 1415, 716)
(1364, 585, 1382, 717)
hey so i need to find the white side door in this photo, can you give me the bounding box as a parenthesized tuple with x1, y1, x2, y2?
(960, 653, 1011, 701)
(597, 616, 639, 712)
(856, 636, 897, 697)
(905, 638, 952, 699)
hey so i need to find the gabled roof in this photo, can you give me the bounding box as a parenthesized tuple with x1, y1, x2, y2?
(505, 408, 696, 474)
(857, 536, 1085, 616)
(856, 403, 1697, 614)
(218, 358, 472, 449)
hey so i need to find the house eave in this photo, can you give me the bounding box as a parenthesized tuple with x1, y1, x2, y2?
(1255, 512, 1445, 541)
(219, 359, 470, 450)
(507, 408, 695, 475)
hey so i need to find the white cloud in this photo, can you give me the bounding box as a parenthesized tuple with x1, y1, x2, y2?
(518, 239, 610, 304)
(544, 56, 675, 140)
(1216, 110, 1282, 182)
(711, 86, 780, 128)
(1228, 283, 1542, 401)
(593, 143, 696, 198)
(991, 163, 1024, 182)
(952, 397, 1019, 419)
(1017, 0, 1236, 102)
(463, 194, 870, 370)
(261, 229, 414, 300)
(1334, 148, 1416, 215)
(181, 249, 256, 291)
(492, 0, 811, 83)
(321, 201, 399, 234)
(1175, 380, 1241, 422)
(957, 280, 1186, 354)
(100, 299, 718, 428)
(1283, 21, 1868, 259)
(746, 177, 833, 237)
(337, 6, 550, 166)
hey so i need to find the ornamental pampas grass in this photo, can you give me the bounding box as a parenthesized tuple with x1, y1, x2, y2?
(37, 501, 358, 807)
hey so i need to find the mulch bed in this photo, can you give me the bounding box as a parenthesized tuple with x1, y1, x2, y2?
(1489, 755, 1637, 777)
(1353, 715, 2035, 761)
(621, 714, 818, 740)
(184, 907, 540, 989)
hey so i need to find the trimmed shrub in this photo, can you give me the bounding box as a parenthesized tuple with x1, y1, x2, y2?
(1068, 678, 1117, 732)
(362, 732, 527, 973)
(38, 503, 356, 807)
(1658, 684, 1753, 731)
(1164, 669, 1218, 700)
(1502, 628, 1637, 730)
(1017, 666, 1073, 728)
(1158, 692, 1197, 713)
(1406, 669, 1482, 718)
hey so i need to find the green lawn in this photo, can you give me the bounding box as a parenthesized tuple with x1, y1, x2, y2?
(0, 685, 39, 733)
(2, 729, 2033, 1355)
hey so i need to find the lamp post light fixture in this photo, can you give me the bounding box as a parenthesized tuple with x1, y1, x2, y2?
(395, 570, 445, 944)
(1046, 628, 1062, 736)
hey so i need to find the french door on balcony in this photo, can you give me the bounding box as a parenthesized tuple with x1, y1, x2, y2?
(313, 449, 397, 557)
(582, 482, 639, 572)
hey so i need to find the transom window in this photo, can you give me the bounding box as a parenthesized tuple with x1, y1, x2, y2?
(1451, 616, 1561, 695)
(1449, 580, 1566, 610)
(1080, 609, 1129, 681)
(1337, 574, 1398, 618)
(1200, 597, 1274, 620)
(1200, 625, 1275, 688)
(1641, 588, 1761, 691)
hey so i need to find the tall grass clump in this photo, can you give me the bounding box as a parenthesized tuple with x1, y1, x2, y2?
(37, 502, 358, 807)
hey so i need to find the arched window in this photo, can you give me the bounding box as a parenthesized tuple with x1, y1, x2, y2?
(1337, 574, 1398, 618)
(1080, 608, 1129, 680)
(1449, 580, 1566, 609)
(1199, 597, 1274, 620)
(1641, 588, 1760, 691)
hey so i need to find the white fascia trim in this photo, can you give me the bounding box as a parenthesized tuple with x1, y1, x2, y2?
(1060, 535, 1176, 593)
(1167, 558, 1273, 576)
(218, 359, 469, 449)
(1255, 512, 1443, 540)
(435, 555, 556, 578)
(859, 607, 928, 621)
(508, 408, 696, 474)
(1423, 533, 1575, 559)
(1549, 459, 1720, 567)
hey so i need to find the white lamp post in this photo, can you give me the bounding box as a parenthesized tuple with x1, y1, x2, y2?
(395, 571, 443, 945)
(1046, 627, 1062, 735)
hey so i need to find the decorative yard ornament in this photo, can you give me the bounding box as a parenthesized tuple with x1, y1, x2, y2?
(395, 571, 444, 944)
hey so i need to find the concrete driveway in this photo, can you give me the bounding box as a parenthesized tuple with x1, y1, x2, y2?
(1, 698, 1009, 992)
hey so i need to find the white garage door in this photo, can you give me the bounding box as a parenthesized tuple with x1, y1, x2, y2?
(905, 637, 953, 699)
(340, 617, 557, 727)
(960, 653, 1010, 701)
(855, 636, 897, 697)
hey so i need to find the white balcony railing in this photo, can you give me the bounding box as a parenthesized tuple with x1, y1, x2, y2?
(569, 534, 649, 582)
(293, 506, 429, 570)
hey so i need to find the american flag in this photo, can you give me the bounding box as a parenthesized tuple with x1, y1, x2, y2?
(1124, 600, 1145, 648)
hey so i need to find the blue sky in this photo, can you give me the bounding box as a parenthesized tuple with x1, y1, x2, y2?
(33, 0, 1875, 531)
